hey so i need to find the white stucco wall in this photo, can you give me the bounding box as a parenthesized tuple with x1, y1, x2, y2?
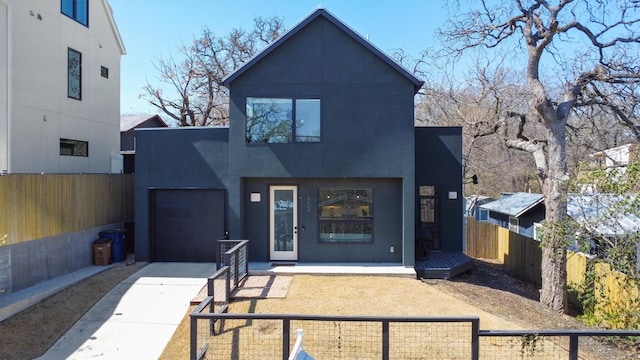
(1, 0, 124, 174)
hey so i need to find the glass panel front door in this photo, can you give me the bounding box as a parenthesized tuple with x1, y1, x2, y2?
(270, 186, 298, 261)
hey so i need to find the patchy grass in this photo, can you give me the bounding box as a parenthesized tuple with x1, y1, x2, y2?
(0, 263, 146, 360)
(158, 275, 519, 360)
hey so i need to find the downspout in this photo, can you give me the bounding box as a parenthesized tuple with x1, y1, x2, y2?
(1, 0, 11, 174)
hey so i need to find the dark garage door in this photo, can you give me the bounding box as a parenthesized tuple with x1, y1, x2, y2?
(151, 189, 226, 262)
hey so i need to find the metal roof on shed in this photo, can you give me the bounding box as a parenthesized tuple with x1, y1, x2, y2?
(479, 192, 544, 217)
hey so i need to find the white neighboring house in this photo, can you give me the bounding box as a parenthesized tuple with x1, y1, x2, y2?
(0, 0, 125, 174)
(589, 143, 638, 169)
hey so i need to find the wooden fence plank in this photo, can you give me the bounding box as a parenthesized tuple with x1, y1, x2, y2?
(0, 174, 134, 245)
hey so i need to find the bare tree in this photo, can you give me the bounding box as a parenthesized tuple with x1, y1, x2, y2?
(142, 17, 286, 126)
(440, 0, 640, 312)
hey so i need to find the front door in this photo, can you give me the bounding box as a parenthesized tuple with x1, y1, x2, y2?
(270, 185, 298, 261)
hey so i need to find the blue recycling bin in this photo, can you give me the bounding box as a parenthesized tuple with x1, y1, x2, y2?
(99, 229, 127, 262)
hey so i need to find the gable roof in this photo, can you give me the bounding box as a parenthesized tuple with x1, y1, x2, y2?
(480, 192, 544, 218)
(220, 8, 424, 93)
(120, 114, 168, 132)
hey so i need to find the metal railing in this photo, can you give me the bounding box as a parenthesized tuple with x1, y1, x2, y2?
(216, 239, 249, 290)
(190, 311, 640, 360)
(191, 239, 250, 359)
(190, 313, 479, 360)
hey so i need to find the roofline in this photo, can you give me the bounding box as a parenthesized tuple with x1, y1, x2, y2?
(513, 197, 544, 217)
(480, 194, 544, 217)
(103, 0, 126, 55)
(121, 114, 169, 132)
(220, 8, 424, 93)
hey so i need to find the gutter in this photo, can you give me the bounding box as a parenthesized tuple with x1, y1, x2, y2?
(1, 0, 11, 174)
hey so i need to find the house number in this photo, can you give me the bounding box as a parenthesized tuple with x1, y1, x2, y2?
(306, 194, 311, 212)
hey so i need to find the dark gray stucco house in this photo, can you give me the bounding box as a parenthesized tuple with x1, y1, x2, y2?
(133, 9, 464, 269)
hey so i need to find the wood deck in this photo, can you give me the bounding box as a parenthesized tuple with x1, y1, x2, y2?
(414, 251, 473, 279)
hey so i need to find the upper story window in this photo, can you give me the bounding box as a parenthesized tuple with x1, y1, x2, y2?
(61, 0, 88, 26)
(67, 48, 82, 100)
(245, 97, 320, 143)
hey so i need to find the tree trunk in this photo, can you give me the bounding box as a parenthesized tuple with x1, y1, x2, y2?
(538, 121, 569, 312)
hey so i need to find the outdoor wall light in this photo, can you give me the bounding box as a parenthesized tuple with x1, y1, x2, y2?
(250, 193, 261, 202)
(448, 191, 458, 200)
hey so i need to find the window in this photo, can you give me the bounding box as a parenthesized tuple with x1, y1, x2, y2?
(60, 138, 88, 157)
(533, 222, 543, 241)
(319, 189, 372, 243)
(61, 0, 88, 26)
(245, 97, 320, 143)
(101, 66, 109, 78)
(479, 208, 489, 222)
(68, 48, 81, 100)
(509, 216, 519, 233)
(419, 186, 438, 224)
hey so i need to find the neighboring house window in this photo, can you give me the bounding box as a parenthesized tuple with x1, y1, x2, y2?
(245, 97, 320, 143)
(101, 66, 109, 78)
(61, 0, 88, 26)
(509, 216, 519, 233)
(479, 208, 489, 222)
(318, 189, 372, 243)
(419, 186, 438, 224)
(533, 222, 543, 241)
(68, 48, 82, 100)
(60, 138, 88, 157)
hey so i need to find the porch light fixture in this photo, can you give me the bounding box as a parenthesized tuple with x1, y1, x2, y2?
(448, 191, 458, 200)
(250, 193, 261, 202)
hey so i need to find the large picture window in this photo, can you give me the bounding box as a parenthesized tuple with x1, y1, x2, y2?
(318, 189, 373, 243)
(246, 97, 320, 143)
(61, 0, 88, 26)
(68, 48, 82, 100)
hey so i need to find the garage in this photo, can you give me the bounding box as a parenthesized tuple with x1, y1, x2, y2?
(151, 188, 226, 262)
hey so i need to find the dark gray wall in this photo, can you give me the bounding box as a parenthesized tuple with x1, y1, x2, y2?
(134, 127, 230, 261)
(225, 16, 417, 264)
(415, 127, 463, 252)
(243, 178, 403, 263)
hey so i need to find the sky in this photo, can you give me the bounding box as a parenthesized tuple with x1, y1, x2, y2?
(108, 0, 450, 115)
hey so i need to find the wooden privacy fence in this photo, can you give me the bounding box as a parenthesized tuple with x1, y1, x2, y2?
(0, 174, 134, 245)
(467, 217, 640, 323)
(465, 217, 542, 285)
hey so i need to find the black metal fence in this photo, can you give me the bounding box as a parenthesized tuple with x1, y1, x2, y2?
(192, 239, 250, 359)
(190, 238, 640, 359)
(190, 311, 640, 360)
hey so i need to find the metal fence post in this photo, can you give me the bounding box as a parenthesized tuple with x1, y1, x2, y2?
(569, 334, 579, 360)
(471, 318, 479, 360)
(382, 320, 389, 360)
(190, 315, 197, 360)
(283, 318, 291, 360)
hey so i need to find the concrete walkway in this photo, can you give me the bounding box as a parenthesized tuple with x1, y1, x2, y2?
(35, 262, 215, 360)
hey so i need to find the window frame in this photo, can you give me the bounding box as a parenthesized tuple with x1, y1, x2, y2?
(509, 216, 519, 233)
(418, 185, 439, 224)
(100, 66, 109, 79)
(245, 97, 320, 144)
(318, 189, 373, 244)
(67, 48, 82, 100)
(61, 0, 89, 26)
(60, 138, 88, 157)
